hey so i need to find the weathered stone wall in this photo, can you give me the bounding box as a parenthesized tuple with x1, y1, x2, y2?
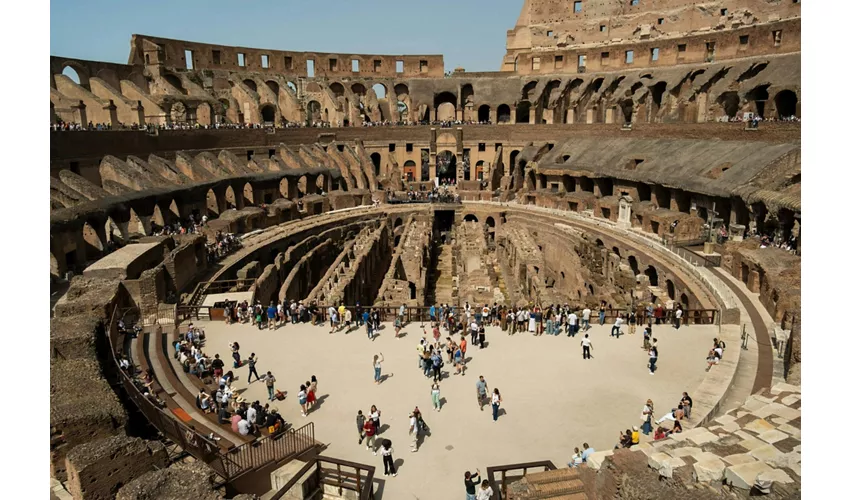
(116, 462, 224, 500)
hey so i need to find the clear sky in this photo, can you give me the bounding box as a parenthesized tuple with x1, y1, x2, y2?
(50, 0, 522, 72)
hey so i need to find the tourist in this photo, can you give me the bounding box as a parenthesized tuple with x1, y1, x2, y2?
(648, 343, 658, 375)
(569, 447, 583, 468)
(422, 346, 434, 378)
(611, 314, 624, 338)
(713, 338, 725, 359)
(470, 319, 480, 345)
(409, 411, 420, 452)
(267, 303, 277, 330)
(429, 304, 437, 324)
(364, 309, 373, 339)
(431, 382, 442, 411)
(581, 443, 595, 463)
(477, 479, 494, 500)
(464, 470, 482, 500)
(672, 419, 683, 433)
(277, 301, 285, 327)
(431, 349, 444, 381)
(674, 305, 683, 329)
(642, 326, 652, 351)
(581, 334, 593, 360)
(265, 371, 276, 401)
(373, 353, 384, 385)
(344, 307, 353, 333)
(306, 375, 318, 409)
(706, 349, 718, 371)
(582, 306, 591, 331)
(654, 304, 665, 325)
(476, 376, 490, 411)
(356, 410, 366, 444)
(598, 304, 606, 325)
(298, 385, 309, 417)
(394, 315, 402, 338)
(567, 310, 578, 337)
(379, 439, 397, 476)
(482, 304, 490, 325)
(370, 405, 382, 435)
(680, 392, 693, 420)
(363, 418, 377, 453)
(355, 302, 363, 327)
(247, 353, 260, 383)
(655, 408, 678, 425)
(237, 414, 251, 436)
(328, 305, 338, 333)
(231, 412, 243, 434)
(628, 310, 637, 334)
(229, 342, 242, 368)
(454, 342, 466, 375)
(491, 388, 502, 422)
(211, 354, 224, 379)
(478, 324, 486, 349)
(654, 426, 669, 441)
(641, 399, 654, 435)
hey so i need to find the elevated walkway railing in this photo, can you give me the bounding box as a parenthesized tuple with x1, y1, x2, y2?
(486, 460, 557, 500)
(270, 455, 375, 500)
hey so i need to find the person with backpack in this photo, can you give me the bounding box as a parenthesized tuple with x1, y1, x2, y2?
(431, 349, 443, 382)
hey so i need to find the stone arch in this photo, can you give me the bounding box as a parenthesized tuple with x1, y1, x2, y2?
(260, 104, 276, 123)
(612, 246, 620, 257)
(521, 81, 538, 100)
(474, 160, 486, 181)
(82, 221, 104, 259)
(370, 152, 381, 175)
(463, 214, 479, 223)
(478, 105, 491, 122)
(206, 189, 220, 216)
(330, 82, 345, 97)
(105, 217, 125, 244)
(497, 104, 511, 123)
(266, 80, 280, 95)
(243, 79, 258, 92)
(716, 92, 740, 118)
(306, 100, 322, 124)
(774, 90, 798, 119)
(436, 150, 457, 183)
(151, 204, 167, 229)
(644, 265, 659, 287)
(372, 83, 387, 99)
(61, 63, 89, 88)
(744, 85, 770, 117)
(509, 150, 520, 175)
(297, 175, 308, 197)
(461, 83, 475, 113)
(628, 255, 639, 276)
(225, 185, 237, 209)
(516, 101, 531, 123)
(243, 182, 255, 205)
(164, 74, 187, 94)
(394, 83, 409, 98)
(286, 81, 297, 94)
(393, 218, 404, 230)
(485, 216, 495, 229)
(195, 102, 212, 126)
(666, 279, 675, 300)
(403, 160, 416, 181)
(680, 293, 690, 309)
(595, 238, 605, 248)
(434, 92, 457, 121)
(351, 83, 367, 96)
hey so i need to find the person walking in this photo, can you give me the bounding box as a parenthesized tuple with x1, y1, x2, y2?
(476, 376, 489, 411)
(363, 309, 372, 339)
(363, 418, 377, 453)
(306, 375, 318, 409)
(641, 399, 654, 435)
(379, 439, 397, 477)
(409, 412, 420, 452)
(674, 306, 683, 329)
(267, 303, 278, 330)
(491, 389, 502, 422)
(598, 304, 606, 326)
(265, 371, 276, 401)
(477, 480, 494, 500)
(581, 334, 593, 360)
(628, 311, 637, 335)
(431, 349, 443, 382)
(356, 410, 366, 444)
(582, 307, 591, 331)
(344, 307, 353, 333)
(247, 354, 260, 383)
(369, 405, 381, 435)
(373, 353, 384, 384)
(648, 343, 658, 375)
(394, 315, 402, 338)
(611, 314, 624, 338)
(298, 384, 309, 417)
(431, 382, 442, 411)
(464, 470, 482, 500)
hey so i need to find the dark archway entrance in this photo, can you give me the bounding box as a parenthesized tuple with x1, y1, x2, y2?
(497, 104, 511, 123)
(370, 152, 381, 175)
(774, 90, 798, 119)
(516, 102, 531, 123)
(478, 105, 491, 123)
(645, 266, 659, 287)
(260, 105, 275, 124)
(436, 151, 457, 184)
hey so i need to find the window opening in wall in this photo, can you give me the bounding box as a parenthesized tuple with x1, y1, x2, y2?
(284, 56, 293, 70)
(739, 35, 749, 46)
(705, 41, 716, 62)
(478, 143, 486, 152)
(495, 143, 502, 150)
(630, 0, 639, 5)
(212, 50, 221, 65)
(625, 51, 634, 64)
(574, 1, 582, 13)
(658, 18, 664, 25)
(268, 149, 275, 158)
(600, 24, 607, 32)
(532, 57, 541, 71)
(70, 161, 80, 175)
(547, 30, 553, 37)
(651, 48, 659, 61)
(184, 49, 194, 69)
(373, 59, 382, 72)
(601, 52, 610, 64)
(246, 150, 254, 161)
(352, 59, 360, 72)
(329, 58, 338, 71)
(625, 158, 644, 170)
(396, 60, 404, 73)
(420, 60, 428, 72)
(237, 53, 246, 67)
(404, 143, 412, 153)
(307, 60, 315, 77)
(773, 30, 782, 46)
(578, 55, 586, 69)
(720, 8, 728, 16)
(145, 54, 150, 64)
(554, 55, 564, 69)
(389, 143, 396, 152)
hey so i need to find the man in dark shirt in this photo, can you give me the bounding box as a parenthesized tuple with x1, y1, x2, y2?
(680, 392, 693, 420)
(211, 354, 225, 378)
(464, 469, 481, 500)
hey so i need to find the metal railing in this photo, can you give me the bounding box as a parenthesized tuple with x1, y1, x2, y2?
(105, 304, 316, 484)
(186, 278, 256, 307)
(269, 455, 375, 500)
(486, 460, 557, 500)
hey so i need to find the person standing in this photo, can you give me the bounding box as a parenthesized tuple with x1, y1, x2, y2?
(628, 311, 637, 335)
(363, 309, 373, 339)
(641, 399, 654, 435)
(476, 376, 489, 411)
(477, 480, 494, 500)
(464, 470, 482, 500)
(431, 349, 443, 382)
(648, 343, 658, 375)
(394, 315, 402, 338)
(680, 392, 693, 420)
(356, 410, 366, 444)
(567, 310, 578, 337)
(344, 307, 353, 333)
(363, 418, 377, 453)
(491, 389, 502, 422)
(581, 334, 593, 360)
(379, 439, 397, 476)
(265, 371, 276, 401)
(267, 303, 277, 330)
(373, 353, 384, 385)
(409, 412, 420, 452)
(611, 314, 624, 338)
(674, 306, 683, 329)
(582, 307, 591, 331)
(598, 304, 606, 326)
(355, 302, 363, 328)
(431, 382, 442, 411)
(369, 405, 381, 435)
(470, 320, 479, 346)
(247, 353, 260, 383)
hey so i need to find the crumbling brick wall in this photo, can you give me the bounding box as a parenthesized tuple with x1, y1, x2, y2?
(116, 462, 224, 500)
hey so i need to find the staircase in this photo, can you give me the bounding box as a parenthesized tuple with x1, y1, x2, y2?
(507, 468, 587, 500)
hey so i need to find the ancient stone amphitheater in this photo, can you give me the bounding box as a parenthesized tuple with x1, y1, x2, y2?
(50, 1, 801, 499)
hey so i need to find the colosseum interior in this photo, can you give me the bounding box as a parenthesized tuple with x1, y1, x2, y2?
(48, 1, 802, 499)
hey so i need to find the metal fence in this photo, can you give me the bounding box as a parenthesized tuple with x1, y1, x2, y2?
(486, 460, 557, 500)
(270, 456, 375, 500)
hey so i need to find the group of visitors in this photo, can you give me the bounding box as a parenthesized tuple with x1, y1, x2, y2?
(206, 231, 240, 264)
(386, 186, 461, 204)
(568, 443, 597, 468)
(706, 337, 726, 371)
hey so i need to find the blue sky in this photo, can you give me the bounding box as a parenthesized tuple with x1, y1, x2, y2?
(50, 0, 522, 72)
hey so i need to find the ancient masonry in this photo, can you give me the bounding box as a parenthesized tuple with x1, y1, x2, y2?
(49, 1, 800, 498)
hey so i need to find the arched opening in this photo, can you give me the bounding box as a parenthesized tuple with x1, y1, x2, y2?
(745, 85, 770, 118)
(485, 216, 496, 229)
(397, 101, 408, 120)
(774, 90, 798, 119)
(521, 81, 538, 101)
(478, 105, 491, 123)
(82, 221, 104, 259)
(463, 214, 479, 223)
(394, 83, 409, 98)
(666, 279, 675, 300)
(628, 255, 639, 276)
(612, 246, 621, 257)
(196, 102, 213, 126)
(434, 92, 457, 121)
(644, 265, 659, 287)
(286, 81, 297, 94)
(372, 83, 387, 99)
(680, 293, 689, 309)
(403, 160, 416, 181)
(243, 79, 258, 92)
(297, 176, 308, 197)
(393, 218, 404, 230)
(225, 185, 237, 209)
(474, 160, 485, 181)
(497, 104, 511, 123)
(330, 82, 345, 97)
(370, 152, 381, 175)
(164, 74, 187, 94)
(243, 182, 255, 206)
(306, 100, 322, 124)
(409, 282, 417, 300)
(260, 105, 275, 124)
(509, 150, 520, 175)
(516, 102, 531, 123)
(206, 189, 220, 216)
(394, 235, 401, 246)
(62, 66, 81, 84)
(266, 80, 280, 95)
(436, 151, 457, 183)
(595, 238, 605, 248)
(716, 92, 740, 118)
(619, 99, 634, 123)
(351, 83, 367, 96)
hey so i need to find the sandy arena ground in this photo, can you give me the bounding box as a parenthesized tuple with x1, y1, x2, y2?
(198, 318, 719, 499)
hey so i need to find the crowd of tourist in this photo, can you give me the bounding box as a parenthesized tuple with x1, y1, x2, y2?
(386, 187, 461, 204)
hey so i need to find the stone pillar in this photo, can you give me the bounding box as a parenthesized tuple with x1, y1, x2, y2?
(617, 195, 633, 228)
(567, 108, 575, 124)
(586, 108, 594, 124)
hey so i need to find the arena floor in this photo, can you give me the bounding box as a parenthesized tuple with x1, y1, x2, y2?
(199, 318, 720, 499)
